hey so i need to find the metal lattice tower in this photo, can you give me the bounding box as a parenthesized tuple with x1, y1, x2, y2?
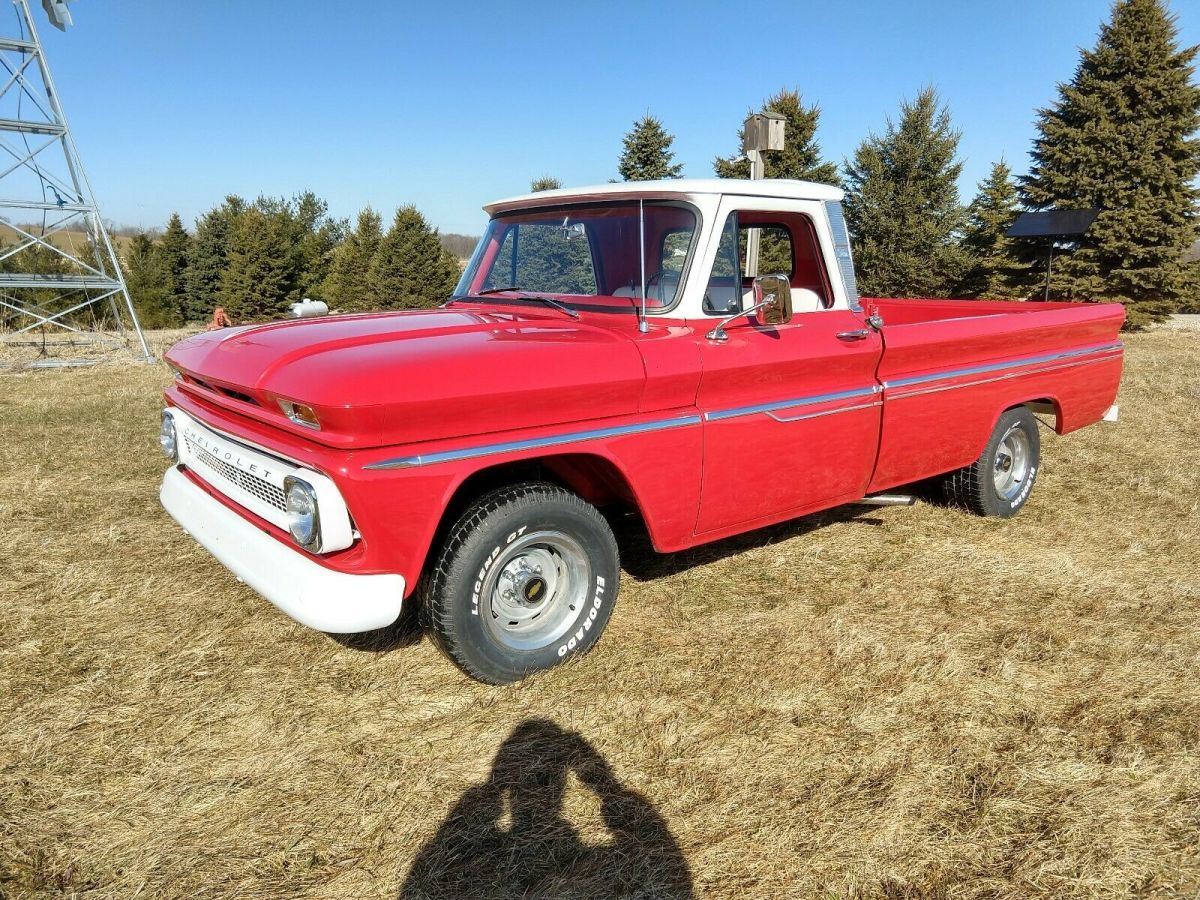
(0, 0, 150, 366)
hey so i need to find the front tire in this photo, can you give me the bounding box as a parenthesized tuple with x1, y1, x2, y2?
(421, 482, 620, 684)
(943, 406, 1041, 518)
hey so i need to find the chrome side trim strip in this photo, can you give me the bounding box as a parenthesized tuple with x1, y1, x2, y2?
(363, 342, 1122, 470)
(824, 200, 861, 311)
(766, 399, 882, 423)
(883, 341, 1123, 391)
(704, 385, 881, 423)
(364, 414, 703, 470)
(887, 352, 1123, 401)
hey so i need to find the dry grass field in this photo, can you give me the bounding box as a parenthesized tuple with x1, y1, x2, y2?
(1, 329, 1197, 898)
(0, 225, 135, 260)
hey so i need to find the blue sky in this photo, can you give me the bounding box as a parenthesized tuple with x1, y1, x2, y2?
(31, 0, 1200, 235)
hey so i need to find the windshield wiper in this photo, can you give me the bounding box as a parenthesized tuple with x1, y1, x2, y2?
(471, 286, 580, 319)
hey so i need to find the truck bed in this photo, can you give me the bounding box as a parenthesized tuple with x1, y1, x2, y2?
(865, 297, 1125, 493)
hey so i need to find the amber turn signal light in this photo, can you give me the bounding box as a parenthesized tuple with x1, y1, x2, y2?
(277, 399, 321, 430)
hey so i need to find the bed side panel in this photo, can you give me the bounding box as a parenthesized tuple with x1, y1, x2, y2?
(867, 301, 1124, 491)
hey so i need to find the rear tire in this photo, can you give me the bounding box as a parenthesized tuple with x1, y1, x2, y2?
(943, 406, 1040, 518)
(421, 482, 620, 684)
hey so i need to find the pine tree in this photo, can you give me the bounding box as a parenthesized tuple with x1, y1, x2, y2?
(530, 176, 562, 192)
(843, 87, 970, 297)
(184, 195, 245, 321)
(220, 206, 296, 321)
(368, 206, 461, 309)
(6, 242, 81, 329)
(959, 160, 1030, 297)
(1020, 0, 1200, 326)
(617, 115, 683, 181)
(714, 89, 840, 184)
(158, 212, 191, 323)
(124, 232, 179, 329)
(287, 191, 346, 305)
(323, 207, 383, 312)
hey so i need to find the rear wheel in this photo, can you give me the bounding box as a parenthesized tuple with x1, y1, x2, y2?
(421, 482, 620, 684)
(943, 406, 1041, 518)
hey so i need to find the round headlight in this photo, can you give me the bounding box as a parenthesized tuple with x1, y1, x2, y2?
(159, 411, 178, 461)
(285, 478, 321, 550)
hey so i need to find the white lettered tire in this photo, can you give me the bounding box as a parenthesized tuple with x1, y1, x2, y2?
(421, 482, 620, 684)
(943, 406, 1041, 518)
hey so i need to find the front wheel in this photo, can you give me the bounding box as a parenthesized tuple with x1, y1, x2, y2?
(421, 482, 620, 684)
(943, 406, 1041, 518)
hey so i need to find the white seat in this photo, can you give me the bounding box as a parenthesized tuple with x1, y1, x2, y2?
(613, 273, 680, 304)
(791, 288, 824, 313)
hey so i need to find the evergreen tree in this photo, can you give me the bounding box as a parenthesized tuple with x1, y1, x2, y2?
(184, 195, 245, 321)
(618, 115, 684, 181)
(287, 191, 346, 305)
(158, 212, 191, 323)
(959, 160, 1030, 297)
(530, 176, 562, 192)
(124, 232, 179, 329)
(5, 241, 81, 329)
(714, 89, 840, 184)
(843, 87, 969, 297)
(1021, 0, 1200, 326)
(368, 205, 461, 309)
(323, 207, 383, 312)
(220, 206, 296, 320)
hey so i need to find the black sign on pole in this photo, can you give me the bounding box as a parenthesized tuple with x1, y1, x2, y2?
(1006, 209, 1099, 301)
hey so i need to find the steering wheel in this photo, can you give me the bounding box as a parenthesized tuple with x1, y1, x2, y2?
(644, 269, 681, 304)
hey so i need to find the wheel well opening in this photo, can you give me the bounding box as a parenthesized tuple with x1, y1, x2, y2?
(1020, 398, 1063, 433)
(425, 454, 647, 580)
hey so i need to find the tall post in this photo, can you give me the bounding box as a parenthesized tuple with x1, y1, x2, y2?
(741, 112, 785, 279)
(744, 148, 764, 277)
(1044, 242, 1054, 301)
(0, 0, 151, 366)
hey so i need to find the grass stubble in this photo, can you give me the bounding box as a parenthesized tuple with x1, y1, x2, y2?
(0, 329, 1197, 898)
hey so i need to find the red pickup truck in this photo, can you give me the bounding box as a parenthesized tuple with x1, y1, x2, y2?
(160, 179, 1124, 683)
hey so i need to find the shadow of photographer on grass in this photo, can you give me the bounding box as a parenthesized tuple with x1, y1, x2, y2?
(399, 718, 693, 899)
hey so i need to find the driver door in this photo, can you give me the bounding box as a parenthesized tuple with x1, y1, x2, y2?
(694, 200, 884, 536)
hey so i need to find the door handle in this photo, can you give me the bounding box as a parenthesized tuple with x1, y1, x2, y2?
(836, 329, 871, 341)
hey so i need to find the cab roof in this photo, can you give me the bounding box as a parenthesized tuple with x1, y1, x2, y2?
(483, 178, 845, 216)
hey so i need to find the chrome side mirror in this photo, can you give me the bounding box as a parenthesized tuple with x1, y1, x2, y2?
(705, 273, 793, 342)
(755, 274, 792, 327)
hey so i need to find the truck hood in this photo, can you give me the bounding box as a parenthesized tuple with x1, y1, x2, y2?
(165, 308, 647, 449)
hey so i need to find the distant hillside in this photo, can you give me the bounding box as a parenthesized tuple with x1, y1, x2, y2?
(0, 223, 134, 259)
(439, 232, 478, 260)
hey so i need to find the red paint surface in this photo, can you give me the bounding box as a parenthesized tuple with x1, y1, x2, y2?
(164, 296, 1125, 597)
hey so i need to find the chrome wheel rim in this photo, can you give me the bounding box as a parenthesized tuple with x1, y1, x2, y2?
(993, 424, 1031, 501)
(482, 530, 591, 651)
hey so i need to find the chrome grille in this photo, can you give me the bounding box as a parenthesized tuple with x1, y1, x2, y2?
(184, 434, 287, 511)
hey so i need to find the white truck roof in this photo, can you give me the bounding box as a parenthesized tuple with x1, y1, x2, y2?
(484, 178, 845, 215)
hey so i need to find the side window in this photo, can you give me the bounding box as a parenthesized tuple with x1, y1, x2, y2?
(737, 224, 794, 278)
(738, 213, 831, 310)
(703, 213, 741, 315)
(754, 226, 794, 279)
(483, 223, 598, 295)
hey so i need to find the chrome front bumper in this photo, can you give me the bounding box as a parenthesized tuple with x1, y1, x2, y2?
(160, 466, 405, 633)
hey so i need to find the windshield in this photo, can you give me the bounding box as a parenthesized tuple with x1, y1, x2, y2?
(453, 201, 699, 312)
